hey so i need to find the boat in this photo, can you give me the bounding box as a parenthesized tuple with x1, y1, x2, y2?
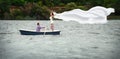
(19, 30, 60, 35)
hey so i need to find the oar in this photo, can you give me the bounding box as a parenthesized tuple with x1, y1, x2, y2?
(43, 27, 46, 36)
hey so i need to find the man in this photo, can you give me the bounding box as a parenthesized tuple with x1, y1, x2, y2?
(36, 22, 45, 32)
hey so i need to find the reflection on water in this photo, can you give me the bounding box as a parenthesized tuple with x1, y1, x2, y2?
(0, 20, 120, 59)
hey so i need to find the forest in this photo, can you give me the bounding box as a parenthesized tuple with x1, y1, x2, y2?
(0, 0, 120, 20)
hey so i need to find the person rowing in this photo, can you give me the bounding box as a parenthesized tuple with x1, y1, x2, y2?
(36, 22, 45, 32)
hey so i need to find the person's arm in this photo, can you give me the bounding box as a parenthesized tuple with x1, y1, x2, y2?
(41, 27, 45, 28)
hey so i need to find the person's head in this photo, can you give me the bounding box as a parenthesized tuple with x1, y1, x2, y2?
(37, 22, 40, 25)
(50, 11, 54, 16)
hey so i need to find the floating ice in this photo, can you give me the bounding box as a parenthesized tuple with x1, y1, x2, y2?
(54, 6, 115, 24)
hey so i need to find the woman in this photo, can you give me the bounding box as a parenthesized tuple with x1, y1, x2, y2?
(50, 10, 54, 31)
(36, 22, 45, 32)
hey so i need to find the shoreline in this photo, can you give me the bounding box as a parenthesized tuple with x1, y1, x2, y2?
(0, 16, 120, 20)
(108, 15, 120, 20)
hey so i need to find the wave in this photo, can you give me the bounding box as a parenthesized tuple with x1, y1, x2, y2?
(0, 32, 13, 34)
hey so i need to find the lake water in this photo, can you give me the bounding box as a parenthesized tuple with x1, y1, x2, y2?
(0, 20, 120, 59)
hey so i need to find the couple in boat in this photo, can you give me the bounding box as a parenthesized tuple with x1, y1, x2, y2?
(36, 10, 54, 32)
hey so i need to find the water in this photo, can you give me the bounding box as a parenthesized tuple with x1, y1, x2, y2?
(0, 20, 120, 59)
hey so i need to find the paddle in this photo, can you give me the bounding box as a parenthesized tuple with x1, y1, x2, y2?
(43, 27, 46, 36)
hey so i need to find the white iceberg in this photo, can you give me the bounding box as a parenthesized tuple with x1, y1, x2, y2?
(54, 6, 115, 24)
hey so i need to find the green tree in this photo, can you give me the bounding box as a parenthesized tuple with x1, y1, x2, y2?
(103, 0, 117, 7)
(112, 0, 120, 15)
(0, 0, 11, 19)
(11, 0, 25, 6)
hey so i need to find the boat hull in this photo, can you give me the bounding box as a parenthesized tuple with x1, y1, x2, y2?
(19, 30, 60, 35)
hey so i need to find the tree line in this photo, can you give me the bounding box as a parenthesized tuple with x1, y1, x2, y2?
(0, 0, 120, 20)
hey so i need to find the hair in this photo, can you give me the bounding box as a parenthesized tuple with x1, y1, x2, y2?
(37, 23, 39, 25)
(50, 11, 54, 17)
